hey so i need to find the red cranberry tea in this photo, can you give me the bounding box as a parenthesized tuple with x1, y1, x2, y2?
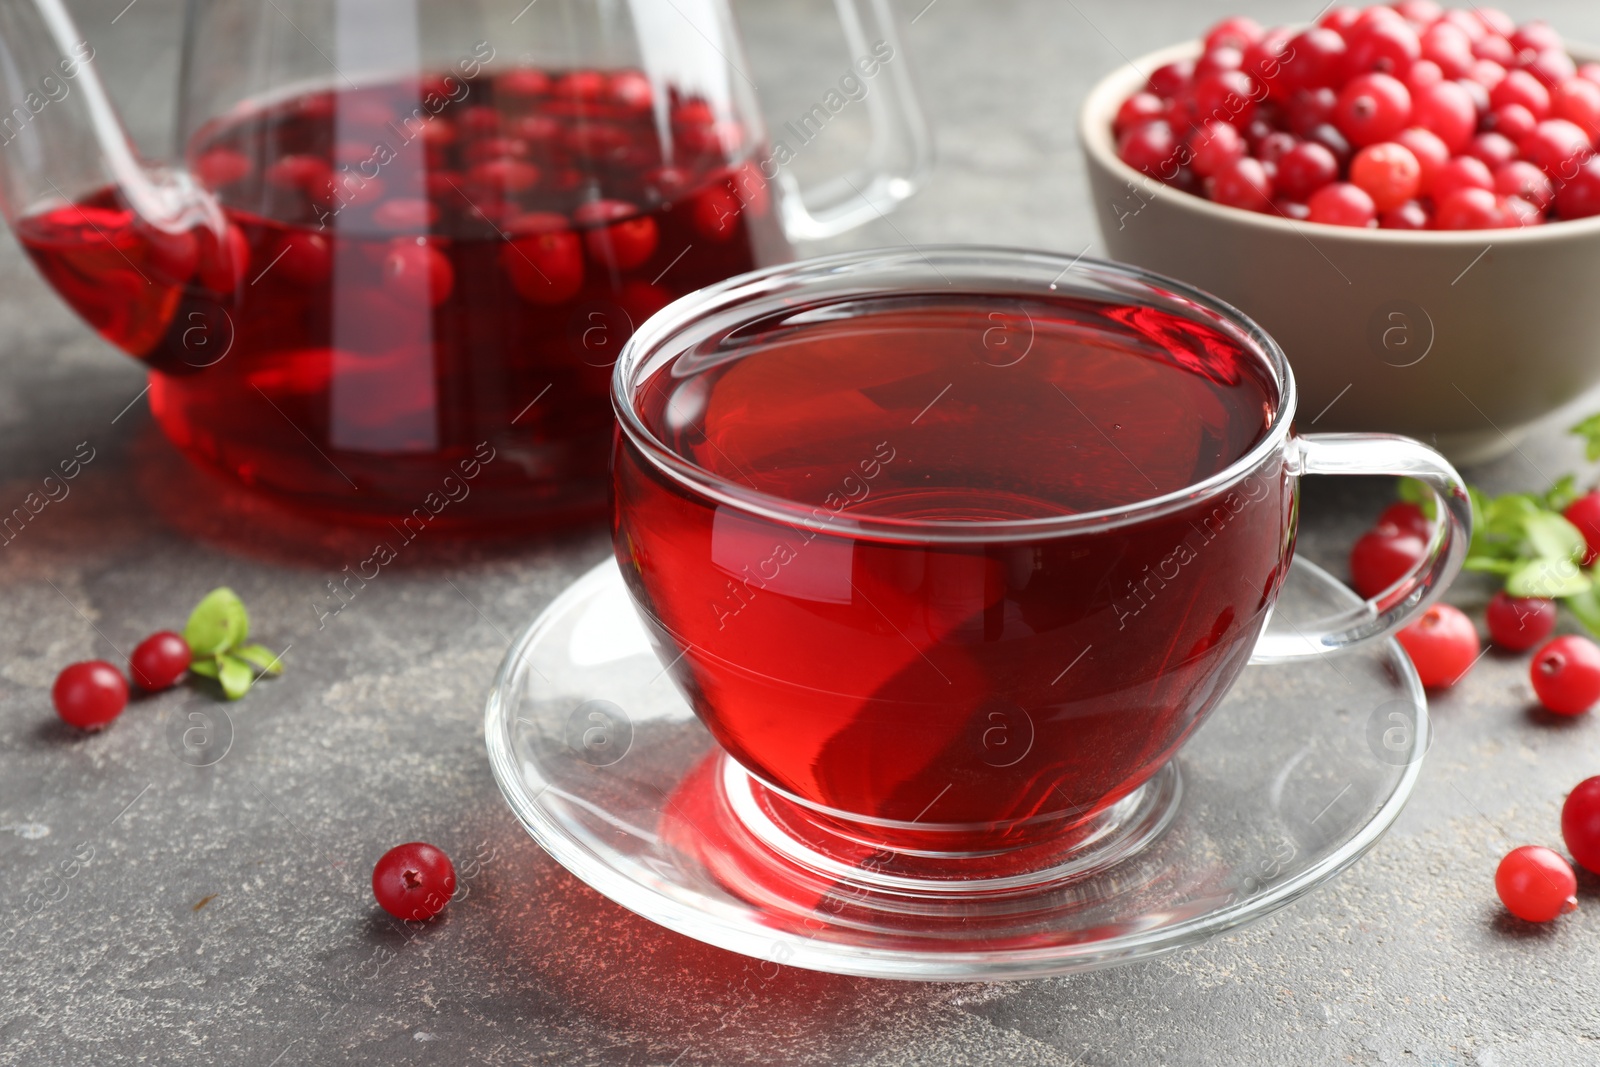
(15, 70, 791, 527)
(614, 293, 1295, 848)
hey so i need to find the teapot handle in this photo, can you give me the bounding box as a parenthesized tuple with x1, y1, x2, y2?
(772, 0, 933, 241)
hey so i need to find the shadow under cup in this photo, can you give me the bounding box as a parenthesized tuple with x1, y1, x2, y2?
(610, 248, 1303, 879)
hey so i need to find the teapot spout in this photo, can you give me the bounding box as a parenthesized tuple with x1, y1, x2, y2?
(0, 0, 229, 360)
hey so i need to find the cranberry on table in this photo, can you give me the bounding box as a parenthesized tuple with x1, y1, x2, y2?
(130, 631, 192, 691)
(1350, 521, 1427, 598)
(1530, 635, 1600, 716)
(1377, 502, 1431, 538)
(372, 842, 456, 921)
(1396, 604, 1480, 689)
(1484, 593, 1557, 653)
(1562, 777, 1600, 876)
(1496, 845, 1578, 923)
(53, 661, 129, 731)
(1563, 490, 1600, 565)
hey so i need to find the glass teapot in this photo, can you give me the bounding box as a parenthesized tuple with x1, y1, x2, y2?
(0, 0, 929, 529)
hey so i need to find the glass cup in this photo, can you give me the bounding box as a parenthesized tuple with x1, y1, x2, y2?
(609, 247, 1469, 881)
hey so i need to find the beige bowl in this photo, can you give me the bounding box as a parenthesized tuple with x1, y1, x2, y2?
(1080, 41, 1600, 464)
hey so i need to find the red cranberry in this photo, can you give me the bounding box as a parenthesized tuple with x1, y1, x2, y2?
(1281, 28, 1348, 94)
(1410, 80, 1477, 151)
(1465, 60, 1507, 93)
(1494, 160, 1555, 210)
(1308, 181, 1377, 226)
(1380, 200, 1430, 228)
(382, 239, 453, 307)
(1485, 592, 1557, 652)
(1526, 49, 1578, 93)
(1435, 186, 1504, 229)
(1204, 15, 1263, 54)
(53, 661, 128, 731)
(275, 231, 332, 287)
(1210, 156, 1274, 212)
(1561, 777, 1600, 876)
(372, 842, 456, 921)
(1147, 60, 1194, 99)
(1405, 59, 1444, 94)
(1115, 92, 1167, 135)
(1319, 7, 1362, 36)
(1188, 120, 1247, 177)
(1520, 119, 1594, 179)
(1377, 502, 1431, 538)
(1335, 73, 1413, 147)
(503, 226, 584, 304)
(1483, 102, 1538, 143)
(1491, 68, 1552, 119)
(1350, 522, 1426, 595)
(1344, 18, 1422, 78)
(1350, 141, 1422, 210)
(1396, 604, 1480, 689)
(1287, 86, 1340, 134)
(1496, 846, 1577, 923)
(1432, 154, 1495, 202)
(690, 186, 743, 241)
(1275, 141, 1340, 201)
(1531, 635, 1600, 715)
(1472, 33, 1516, 67)
(1554, 77, 1600, 141)
(1393, 127, 1450, 193)
(1193, 70, 1261, 128)
(130, 632, 192, 691)
(1305, 122, 1354, 166)
(1196, 46, 1246, 82)
(1555, 156, 1600, 219)
(1465, 131, 1519, 169)
(1511, 20, 1564, 54)
(1565, 490, 1600, 564)
(1421, 22, 1475, 78)
(574, 200, 659, 271)
(1117, 121, 1179, 177)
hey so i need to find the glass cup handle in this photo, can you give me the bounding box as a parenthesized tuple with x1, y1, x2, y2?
(773, 0, 934, 241)
(1250, 433, 1473, 664)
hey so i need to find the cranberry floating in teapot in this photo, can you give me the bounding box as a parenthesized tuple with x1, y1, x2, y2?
(0, 0, 929, 529)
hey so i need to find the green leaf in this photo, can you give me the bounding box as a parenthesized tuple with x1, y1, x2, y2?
(234, 643, 285, 676)
(217, 655, 254, 700)
(1464, 556, 1520, 575)
(1564, 588, 1600, 639)
(1522, 511, 1588, 563)
(1572, 412, 1600, 461)
(1507, 557, 1591, 598)
(184, 588, 249, 657)
(188, 658, 220, 679)
(1545, 473, 1581, 514)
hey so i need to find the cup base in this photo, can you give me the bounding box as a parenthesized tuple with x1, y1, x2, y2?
(724, 757, 1183, 899)
(486, 557, 1429, 979)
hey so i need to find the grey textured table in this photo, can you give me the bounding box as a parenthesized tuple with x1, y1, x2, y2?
(5, 2, 1600, 1064)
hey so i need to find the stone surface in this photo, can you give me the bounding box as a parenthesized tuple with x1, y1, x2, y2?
(4, 1, 1600, 1064)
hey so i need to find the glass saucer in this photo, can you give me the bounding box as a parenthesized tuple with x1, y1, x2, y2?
(485, 556, 1427, 981)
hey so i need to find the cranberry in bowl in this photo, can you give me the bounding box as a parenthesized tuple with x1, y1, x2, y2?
(1079, 6, 1600, 464)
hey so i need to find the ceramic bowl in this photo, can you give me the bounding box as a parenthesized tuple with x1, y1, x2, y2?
(1079, 40, 1600, 464)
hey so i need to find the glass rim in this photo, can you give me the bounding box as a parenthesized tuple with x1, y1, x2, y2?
(610, 245, 1299, 544)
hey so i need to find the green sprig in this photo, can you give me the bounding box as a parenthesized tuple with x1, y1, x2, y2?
(1414, 414, 1600, 638)
(182, 588, 283, 700)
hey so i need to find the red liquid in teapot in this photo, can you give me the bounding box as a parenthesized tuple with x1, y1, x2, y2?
(613, 294, 1295, 846)
(15, 70, 790, 527)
